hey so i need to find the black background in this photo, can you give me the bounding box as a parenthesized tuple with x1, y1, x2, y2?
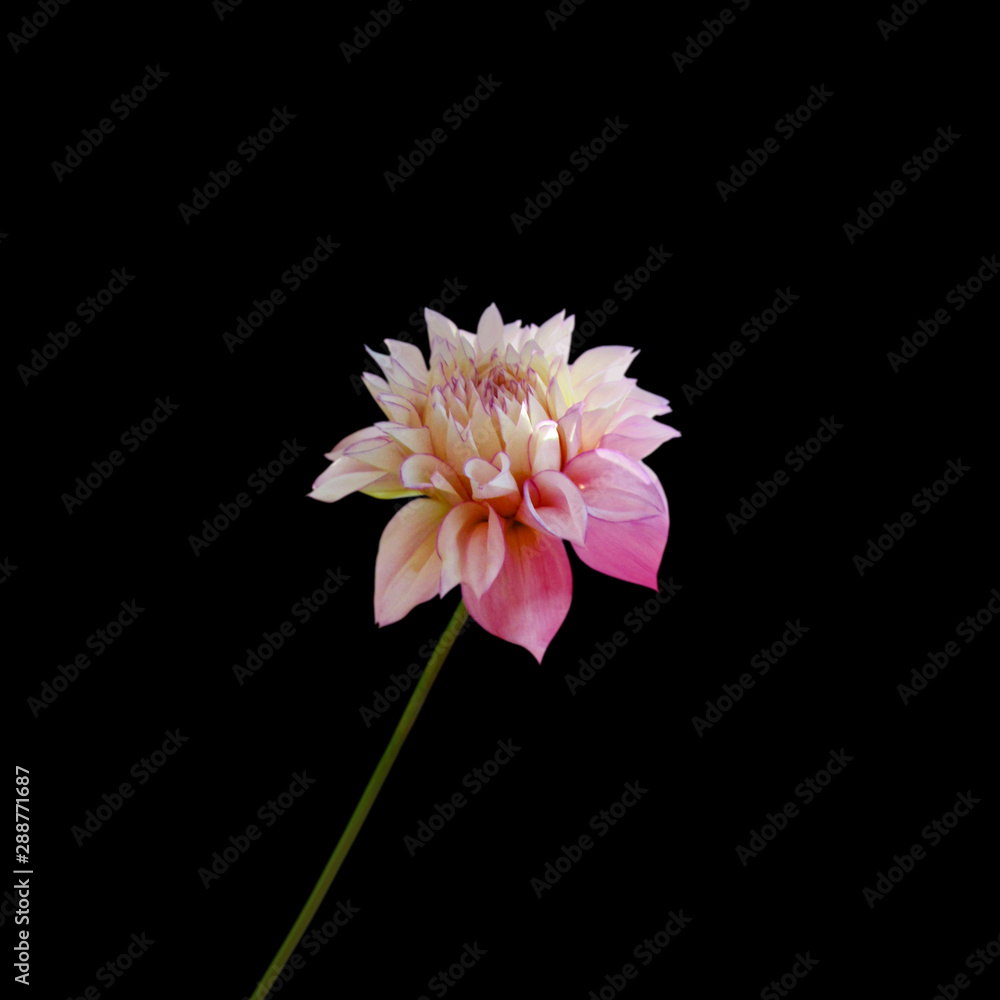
(5, 1, 998, 998)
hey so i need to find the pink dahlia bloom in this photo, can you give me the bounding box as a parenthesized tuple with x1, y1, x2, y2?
(310, 304, 680, 662)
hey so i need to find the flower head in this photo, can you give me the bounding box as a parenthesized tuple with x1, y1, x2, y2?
(310, 304, 680, 662)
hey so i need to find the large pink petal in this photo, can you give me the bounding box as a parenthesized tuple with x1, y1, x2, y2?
(562, 449, 666, 521)
(571, 510, 669, 590)
(461, 522, 572, 663)
(436, 501, 505, 598)
(374, 499, 450, 626)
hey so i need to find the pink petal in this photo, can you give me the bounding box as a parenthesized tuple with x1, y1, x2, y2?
(324, 425, 387, 461)
(477, 303, 504, 354)
(463, 452, 520, 516)
(399, 454, 468, 503)
(384, 339, 429, 380)
(579, 379, 636, 452)
(374, 499, 450, 626)
(599, 415, 681, 461)
(533, 310, 569, 357)
(437, 501, 504, 598)
(517, 470, 588, 545)
(571, 510, 669, 590)
(461, 522, 572, 663)
(563, 449, 666, 521)
(374, 393, 421, 427)
(375, 422, 432, 454)
(612, 385, 672, 423)
(309, 457, 384, 502)
(570, 345, 639, 394)
(425, 308, 459, 347)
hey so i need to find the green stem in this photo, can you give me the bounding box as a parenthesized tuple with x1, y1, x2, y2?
(249, 599, 470, 1000)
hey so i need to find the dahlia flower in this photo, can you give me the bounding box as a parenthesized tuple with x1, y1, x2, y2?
(309, 303, 679, 662)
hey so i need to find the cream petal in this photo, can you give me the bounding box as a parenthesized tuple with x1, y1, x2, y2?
(557, 404, 583, 464)
(374, 499, 450, 626)
(436, 501, 504, 599)
(528, 420, 562, 474)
